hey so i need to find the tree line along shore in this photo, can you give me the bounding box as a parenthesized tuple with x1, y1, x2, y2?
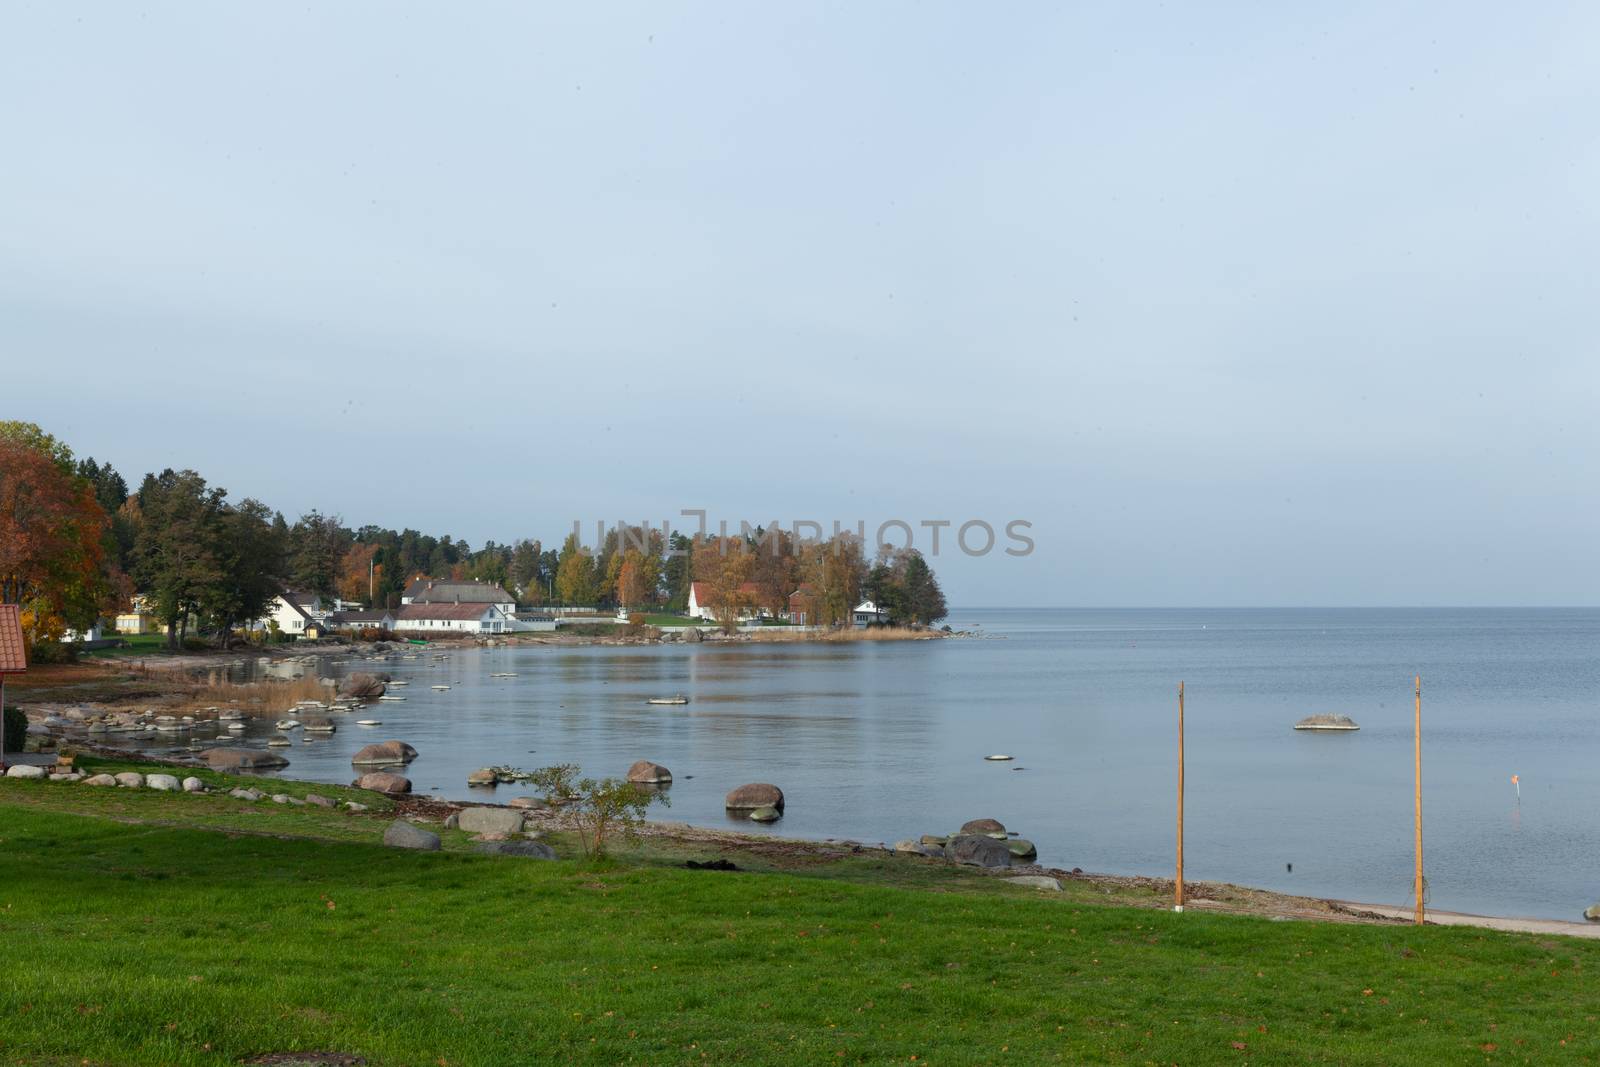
(1, 420, 949, 658)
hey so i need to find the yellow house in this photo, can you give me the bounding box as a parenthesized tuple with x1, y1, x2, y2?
(116, 595, 160, 635)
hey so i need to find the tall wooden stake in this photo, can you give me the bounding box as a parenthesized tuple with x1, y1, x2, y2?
(1176, 680, 1185, 912)
(1414, 674, 1424, 925)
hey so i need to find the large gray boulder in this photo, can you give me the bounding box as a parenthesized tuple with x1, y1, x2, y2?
(114, 772, 145, 789)
(201, 748, 289, 772)
(725, 783, 784, 812)
(339, 673, 387, 699)
(944, 834, 1013, 868)
(383, 820, 440, 851)
(350, 740, 417, 765)
(475, 840, 556, 859)
(626, 760, 673, 784)
(960, 818, 1006, 835)
(146, 773, 180, 791)
(181, 777, 206, 793)
(5, 764, 45, 780)
(681, 626, 703, 644)
(353, 771, 412, 794)
(457, 807, 526, 835)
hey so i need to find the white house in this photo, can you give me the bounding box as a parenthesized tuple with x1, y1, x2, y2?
(393, 602, 515, 634)
(687, 581, 766, 621)
(852, 599, 890, 627)
(259, 592, 359, 636)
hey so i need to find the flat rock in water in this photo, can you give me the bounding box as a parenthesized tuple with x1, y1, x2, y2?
(748, 805, 782, 823)
(466, 768, 498, 786)
(944, 834, 1013, 869)
(382, 820, 440, 851)
(1006, 875, 1062, 891)
(474, 840, 557, 860)
(626, 760, 673, 784)
(961, 818, 1006, 835)
(457, 807, 526, 835)
(1294, 714, 1360, 731)
(725, 783, 784, 812)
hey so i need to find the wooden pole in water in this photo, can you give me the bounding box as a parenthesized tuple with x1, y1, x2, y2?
(1414, 674, 1424, 925)
(1176, 680, 1185, 912)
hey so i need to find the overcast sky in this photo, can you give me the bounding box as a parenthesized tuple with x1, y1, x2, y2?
(6, 2, 1597, 606)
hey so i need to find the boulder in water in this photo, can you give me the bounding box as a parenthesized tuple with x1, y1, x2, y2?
(350, 740, 417, 765)
(339, 673, 387, 699)
(626, 760, 673, 785)
(725, 783, 784, 812)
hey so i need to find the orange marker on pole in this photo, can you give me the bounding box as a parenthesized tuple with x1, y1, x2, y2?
(1511, 774, 1520, 802)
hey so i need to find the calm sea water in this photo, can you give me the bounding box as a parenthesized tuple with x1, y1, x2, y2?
(192, 608, 1600, 920)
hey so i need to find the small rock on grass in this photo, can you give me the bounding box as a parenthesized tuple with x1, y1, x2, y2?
(82, 773, 117, 786)
(182, 777, 205, 793)
(147, 773, 180, 791)
(114, 772, 144, 788)
(383, 820, 441, 851)
(345, 801, 369, 812)
(1005, 875, 1062, 891)
(5, 765, 45, 780)
(304, 794, 334, 808)
(230, 787, 264, 801)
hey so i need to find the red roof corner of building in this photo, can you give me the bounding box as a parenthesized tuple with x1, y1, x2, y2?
(0, 603, 27, 673)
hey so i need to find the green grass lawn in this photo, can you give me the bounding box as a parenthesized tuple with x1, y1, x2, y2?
(2, 770, 1598, 1065)
(78, 633, 172, 658)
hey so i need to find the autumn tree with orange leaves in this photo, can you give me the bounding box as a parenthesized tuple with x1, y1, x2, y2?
(0, 422, 122, 647)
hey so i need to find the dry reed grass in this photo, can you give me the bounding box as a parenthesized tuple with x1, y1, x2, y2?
(165, 673, 336, 718)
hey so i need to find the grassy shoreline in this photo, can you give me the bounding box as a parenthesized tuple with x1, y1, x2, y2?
(3, 763, 1600, 1064)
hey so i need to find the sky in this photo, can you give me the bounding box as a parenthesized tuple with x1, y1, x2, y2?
(5, 2, 1597, 606)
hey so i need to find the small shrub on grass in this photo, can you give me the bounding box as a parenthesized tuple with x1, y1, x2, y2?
(528, 763, 669, 858)
(27, 640, 75, 664)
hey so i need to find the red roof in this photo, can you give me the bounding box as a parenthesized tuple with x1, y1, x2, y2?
(0, 603, 26, 673)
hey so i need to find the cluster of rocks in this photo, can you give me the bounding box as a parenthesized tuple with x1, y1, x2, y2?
(724, 782, 784, 823)
(5, 765, 208, 793)
(891, 818, 1038, 869)
(381, 805, 556, 861)
(348, 740, 419, 793)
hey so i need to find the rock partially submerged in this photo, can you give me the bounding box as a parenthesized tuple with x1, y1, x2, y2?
(466, 768, 498, 786)
(1294, 714, 1360, 732)
(350, 740, 417, 765)
(202, 747, 290, 772)
(960, 818, 1006, 835)
(339, 673, 387, 700)
(725, 783, 784, 813)
(626, 760, 673, 785)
